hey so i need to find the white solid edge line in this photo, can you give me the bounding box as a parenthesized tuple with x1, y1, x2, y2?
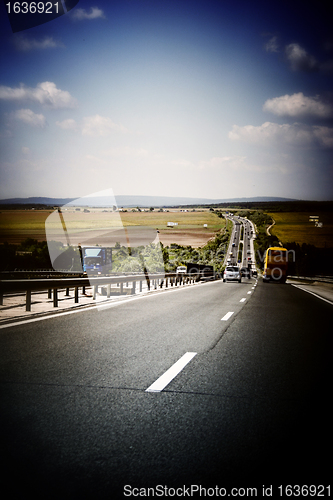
(0, 278, 223, 330)
(221, 311, 234, 321)
(0, 294, 145, 330)
(146, 352, 197, 393)
(291, 284, 333, 306)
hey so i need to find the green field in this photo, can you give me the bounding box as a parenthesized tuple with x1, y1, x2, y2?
(120, 209, 221, 226)
(268, 212, 333, 248)
(0, 208, 225, 247)
(2, 207, 332, 249)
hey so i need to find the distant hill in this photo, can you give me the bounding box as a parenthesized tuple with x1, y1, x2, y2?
(0, 195, 296, 207)
(0, 196, 75, 206)
(112, 195, 297, 207)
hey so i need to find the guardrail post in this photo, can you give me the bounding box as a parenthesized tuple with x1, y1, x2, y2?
(93, 286, 97, 299)
(166, 278, 168, 288)
(26, 290, 31, 311)
(132, 281, 136, 294)
(53, 288, 58, 307)
(0, 291, 3, 306)
(140, 280, 142, 292)
(82, 286, 86, 295)
(48, 289, 52, 299)
(75, 287, 79, 303)
(120, 282, 123, 294)
(107, 284, 111, 298)
(65, 287, 70, 296)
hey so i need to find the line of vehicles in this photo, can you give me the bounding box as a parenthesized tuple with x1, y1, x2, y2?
(223, 214, 255, 282)
(78, 223, 288, 284)
(223, 246, 288, 283)
(223, 214, 288, 283)
(81, 245, 288, 284)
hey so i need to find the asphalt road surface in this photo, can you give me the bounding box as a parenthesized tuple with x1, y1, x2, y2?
(0, 277, 332, 499)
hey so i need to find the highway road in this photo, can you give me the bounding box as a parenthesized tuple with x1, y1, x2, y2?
(0, 276, 332, 499)
(225, 215, 255, 271)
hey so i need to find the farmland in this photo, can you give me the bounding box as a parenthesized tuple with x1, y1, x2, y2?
(1, 206, 332, 249)
(267, 211, 333, 248)
(0, 208, 225, 247)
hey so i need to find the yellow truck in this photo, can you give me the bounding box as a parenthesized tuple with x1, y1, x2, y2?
(263, 247, 288, 283)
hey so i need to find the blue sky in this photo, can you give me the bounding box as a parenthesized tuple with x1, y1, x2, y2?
(0, 0, 332, 201)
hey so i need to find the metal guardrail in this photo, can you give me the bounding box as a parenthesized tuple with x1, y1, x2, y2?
(0, 270, 85, 280)
(0, 271, 217, 312)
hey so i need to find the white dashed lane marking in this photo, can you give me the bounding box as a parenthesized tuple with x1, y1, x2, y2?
(146, 352, 197, 393)
(221, 311, 234, 321)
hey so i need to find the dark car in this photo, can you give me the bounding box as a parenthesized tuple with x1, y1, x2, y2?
(240, 267, 251, 278)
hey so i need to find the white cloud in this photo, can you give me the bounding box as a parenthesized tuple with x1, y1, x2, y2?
(13, 35, 65, 51)
(10, 109, 47, 128)
(263, 93, 333, 119)
(82, 115, 128, 136)
(0, 82, 77, 109)
(312, 126, 333, 148)
(285, 43, 318, 72)
(267, 40, 333, 74)
(56, 119, 78, 130)
(264, 36, 279, 53)
(72, 7, 105, 20)
(22, 147, 31, 154)
(228, 121, 333, 148)
(196, 155, 277, 174)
